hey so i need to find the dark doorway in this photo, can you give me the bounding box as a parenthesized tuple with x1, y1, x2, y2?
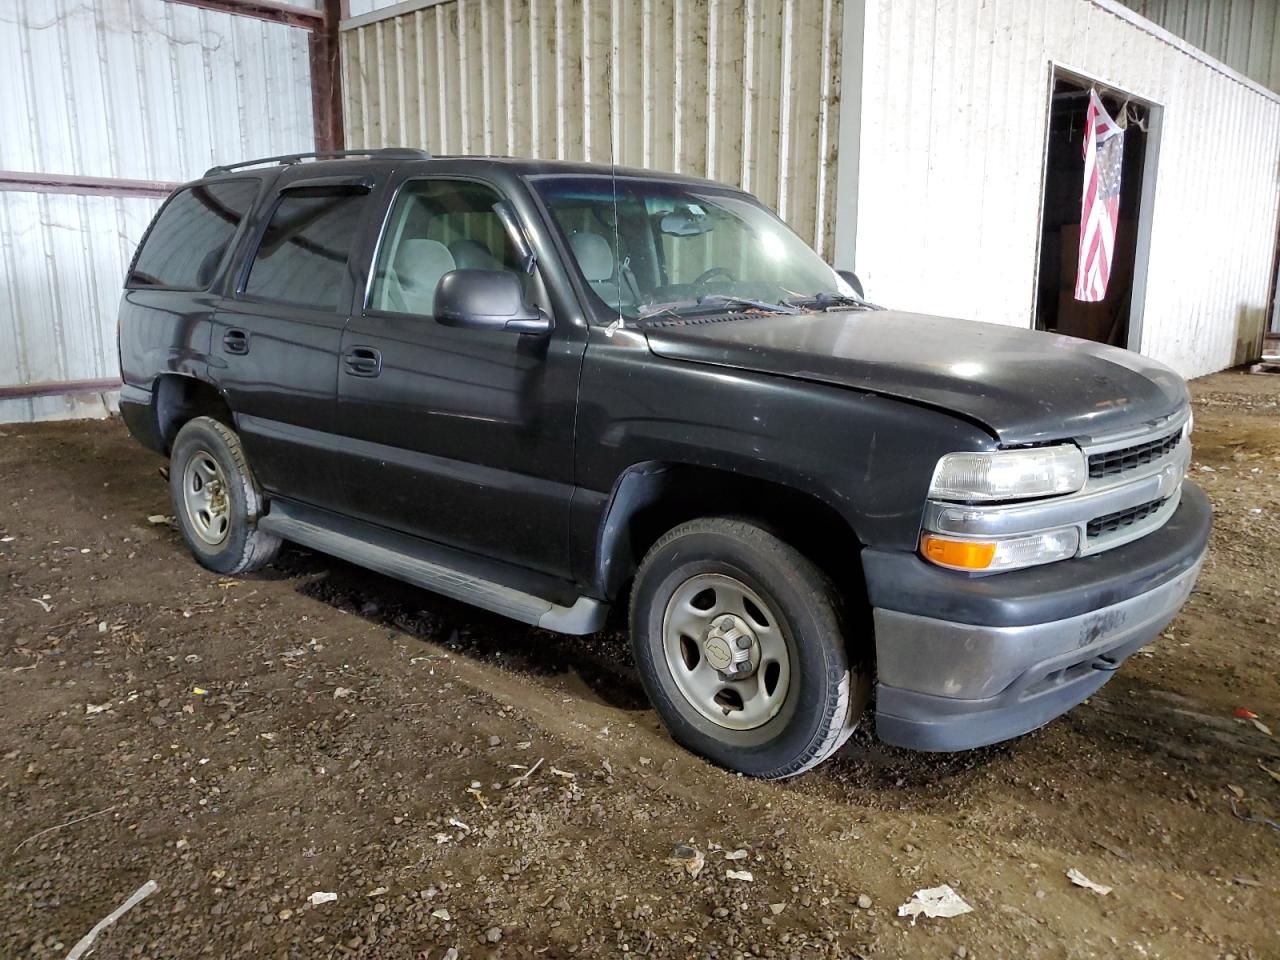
(1035, 74, 1154, 348)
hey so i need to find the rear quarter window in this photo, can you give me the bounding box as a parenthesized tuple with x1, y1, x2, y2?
(128, 179, 258, 290)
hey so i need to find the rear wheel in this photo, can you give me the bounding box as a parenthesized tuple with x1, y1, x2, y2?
(629, 518, 867, 779)
(169, 416, 281, 575)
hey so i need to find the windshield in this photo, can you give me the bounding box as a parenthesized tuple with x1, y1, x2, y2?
(531, 175, 854, 322)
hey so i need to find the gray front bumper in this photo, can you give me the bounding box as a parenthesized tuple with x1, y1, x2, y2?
(869, 482, 1211, 752)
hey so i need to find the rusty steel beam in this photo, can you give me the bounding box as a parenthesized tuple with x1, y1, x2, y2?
(0, 171, 178, 199)
(310, 0, 345, 152)
(166, 0, 323, 30)
(0, 379, 122, 401)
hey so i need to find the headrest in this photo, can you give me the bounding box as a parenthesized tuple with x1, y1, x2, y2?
(395, 238, 455, 289)
(569, 231, 614, 282)
(448, 239, 501, 271)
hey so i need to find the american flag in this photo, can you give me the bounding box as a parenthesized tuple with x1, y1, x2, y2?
(1075, 91, 1125, 302)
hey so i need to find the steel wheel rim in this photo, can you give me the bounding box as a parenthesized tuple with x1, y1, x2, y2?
(182, 450, 231, 546)
(660, 572, 792, 731)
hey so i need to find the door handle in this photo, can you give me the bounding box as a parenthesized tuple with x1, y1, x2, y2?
(343, 346, 382, 377)
(222, 328, 249, 355)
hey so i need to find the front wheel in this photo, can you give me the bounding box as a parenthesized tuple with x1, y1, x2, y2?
(169, 416, 281, 575)
(629, 518, 867, 779)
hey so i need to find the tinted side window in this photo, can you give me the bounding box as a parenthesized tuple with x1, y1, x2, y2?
(243, 186, 370, 311)
(369, 180, 525, 316)
(129, 180, 258, 290)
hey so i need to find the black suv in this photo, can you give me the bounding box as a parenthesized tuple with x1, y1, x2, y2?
(119, 149, 1211, 778)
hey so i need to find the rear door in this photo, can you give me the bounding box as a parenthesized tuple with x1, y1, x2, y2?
(335, 172, 585, 578)
(211, 175, 376, 511)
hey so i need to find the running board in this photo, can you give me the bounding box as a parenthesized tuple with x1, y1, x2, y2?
(259, 502, 607, 635)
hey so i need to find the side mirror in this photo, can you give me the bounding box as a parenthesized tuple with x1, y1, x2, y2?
(434, 269, 551, 334)
(835, 269, 865, 299)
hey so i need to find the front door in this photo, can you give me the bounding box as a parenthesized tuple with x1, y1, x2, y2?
(336, 176, 584, 578)
(212, 178, 374, 512)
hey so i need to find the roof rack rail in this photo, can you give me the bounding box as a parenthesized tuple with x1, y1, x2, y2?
(203, 148, 431, 178)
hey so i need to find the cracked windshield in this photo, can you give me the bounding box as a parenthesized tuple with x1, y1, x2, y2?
(532, 175, 857, 322)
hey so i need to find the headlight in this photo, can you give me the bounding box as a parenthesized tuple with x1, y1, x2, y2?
(921, 526, 1080, 572)
(929, 445, 1086, 502)
(1182, 411, 1193, 439)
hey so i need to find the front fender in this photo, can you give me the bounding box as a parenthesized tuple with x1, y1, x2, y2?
(569, 328, 995, 592)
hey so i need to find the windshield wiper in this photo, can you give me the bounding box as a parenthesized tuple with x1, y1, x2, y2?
(781, 292, 876, 311)
(636, 293, 800, 323)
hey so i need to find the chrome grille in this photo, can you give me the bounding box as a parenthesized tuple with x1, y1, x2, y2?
(922, 404, 1192, 564)
(1088, 428, 1182, 479)
(1087, 496, 1170, 539)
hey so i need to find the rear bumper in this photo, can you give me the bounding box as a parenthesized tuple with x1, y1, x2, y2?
(864, 481, 1212, 752)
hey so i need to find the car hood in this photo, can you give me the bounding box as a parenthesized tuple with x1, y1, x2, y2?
(642, 309, 1189, 445)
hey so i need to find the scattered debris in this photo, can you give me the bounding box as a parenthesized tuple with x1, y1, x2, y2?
(725, 869, 754, 882)
(724, 848, 748, 861)
(146, 514, 172, 525)
(1228, 784, 1246, 800)
(1229, 797, 1280, 833)
(664, 844, 705, 879)
(1259, 761, 1280, 785)
(85, 702, 111, 716)
(897, 885, 973, 924)
(431, 907, 451, 920)
(1233, 876, 1262, 888)
(857, 893, 873, 910)
(769, 902, 785, 915)
(447, 816, 471, 833)
(307, 891, 338, 907)
(1092, 839, 1129, 861)
(192, 687, 207, 696)
(334, 687, 354, 699)
(466, 782, 487, 809)
(1067, 868, 1112, 896)
(14, 804, 117, 853)
(510, 757, 544, 786)
(550, 766, 575, 779)
(29, 597, 51, 612)
(1250, 718, 1273, 737)
(65, 879, 158, 960)
(1236, 707, 1260, 720)
(367, 886, 388, 897)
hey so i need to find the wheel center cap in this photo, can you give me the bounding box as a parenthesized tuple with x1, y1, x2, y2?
(704, 615, 756, 676)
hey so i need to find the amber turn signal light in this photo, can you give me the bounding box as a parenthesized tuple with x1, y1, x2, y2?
(920, 534, 996, 571)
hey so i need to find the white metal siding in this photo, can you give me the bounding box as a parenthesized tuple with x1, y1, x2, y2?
(1120, 0, 1280, 93)
(0, 0, 315, 181)
(851, 0, 1280, 379)
(0, 191, 160, 423)
(340, 0, 846, 257)
(0, 0, 316, 422)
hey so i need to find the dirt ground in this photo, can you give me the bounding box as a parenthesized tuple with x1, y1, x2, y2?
(1, 370, 1277, 960)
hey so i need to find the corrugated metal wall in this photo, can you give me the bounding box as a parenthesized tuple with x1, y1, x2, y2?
(1119, 0, 1280, 93)
(852, 0, 1280, 379)
(339, 0, 845, 257)
(0, 0, 316, 423)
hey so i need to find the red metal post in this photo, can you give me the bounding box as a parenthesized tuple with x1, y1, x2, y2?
(310, 0, 345, 152)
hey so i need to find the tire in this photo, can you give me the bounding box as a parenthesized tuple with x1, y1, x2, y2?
(169, 416, 281, 575)
(629, 518, 868, 779)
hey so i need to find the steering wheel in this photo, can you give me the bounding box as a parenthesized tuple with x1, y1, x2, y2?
(694, 266, 736, 286)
